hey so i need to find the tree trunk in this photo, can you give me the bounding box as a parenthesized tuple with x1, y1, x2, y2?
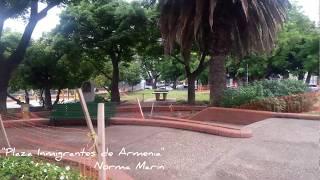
(298, 72, 305, 81)
(187, 75, 196, 104)
(152, 76, 158, 89)
(44, 87, 53, 110)
(39, 89, 45, 108)
(209, 56, 226, 106)
(54, 89, 62, 105)
(305, 72, 312, 84)
(111, 58, 120, 102)
(173, 79, 177, 89)
(0, 65, 10, 113)
(24, 89, 30, 104)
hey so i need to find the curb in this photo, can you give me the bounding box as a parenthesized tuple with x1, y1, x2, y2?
(190, 107, 320, 125)
(110, 117, 252, 138)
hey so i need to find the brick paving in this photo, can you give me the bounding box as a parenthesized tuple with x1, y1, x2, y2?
(1, 118, 319, 180)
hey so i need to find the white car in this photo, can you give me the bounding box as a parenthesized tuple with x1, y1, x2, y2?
(144, 85, 153, 90)
(158, 86, 173, 91)
(308, 85, 320, 92)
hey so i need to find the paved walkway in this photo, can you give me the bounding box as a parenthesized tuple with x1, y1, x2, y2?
(1, 118, 319, 180)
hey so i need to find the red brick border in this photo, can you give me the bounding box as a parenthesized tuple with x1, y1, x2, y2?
(110, 117, 252, 138)
(190, 107, 320, 125)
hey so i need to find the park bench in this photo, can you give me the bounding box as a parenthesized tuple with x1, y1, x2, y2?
(50, 103, 116, 126)
(152, 90, 169, 101)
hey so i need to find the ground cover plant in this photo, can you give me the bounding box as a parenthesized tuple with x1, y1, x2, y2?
(0, 156, 90, 180)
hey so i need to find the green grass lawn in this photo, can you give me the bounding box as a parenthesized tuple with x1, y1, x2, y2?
(121, 89, 210, 104)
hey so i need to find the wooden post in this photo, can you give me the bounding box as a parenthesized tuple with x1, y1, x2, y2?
(137, 98, 144, 119)
(77, 88, 98, 153)
(98, 103, 106, 180)
(150, 102, 154, 117)
(0, 115, 11, 148)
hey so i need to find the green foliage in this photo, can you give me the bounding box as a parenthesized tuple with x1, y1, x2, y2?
(256, 79, 308, 97)
(226, 4, 319, 81)
(221, 79, 308, 107)
(0, 30, 21, 58)
(0, 156, 89, 180)
(56, 0, 148, 101)
(58, 0, 147, 61)
(93, 74, 111, 89)
(159, 57, 185, 83)
(11, 33, 92, 92)
(121, 61, 142, 87)
(94, 95, 107, 103)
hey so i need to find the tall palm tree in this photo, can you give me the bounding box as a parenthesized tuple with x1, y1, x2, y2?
(159, 0, 290, 106)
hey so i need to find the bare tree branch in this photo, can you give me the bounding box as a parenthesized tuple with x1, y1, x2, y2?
(8, 1, 59, 70)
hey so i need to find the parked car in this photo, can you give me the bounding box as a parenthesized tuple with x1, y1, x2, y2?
(307, 84, 320, 92)
(158, 86, 173, 91)
(144, 85, 153, 90)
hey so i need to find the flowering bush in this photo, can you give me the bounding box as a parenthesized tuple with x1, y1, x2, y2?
(0, 156, 91, 180)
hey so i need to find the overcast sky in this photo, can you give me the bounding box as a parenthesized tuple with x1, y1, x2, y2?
(3, 0, 319, 39)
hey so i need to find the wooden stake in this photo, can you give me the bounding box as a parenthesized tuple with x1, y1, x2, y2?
(77, 88, 98, 153)
(150, 102, 154, 117)
(137, 98, 144, 119)
(98, 103, 106, 180)
(0, 115, 11, 148)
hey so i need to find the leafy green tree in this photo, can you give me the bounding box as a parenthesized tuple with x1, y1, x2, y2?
(57, 0, 147, 102)
(121, 62, 142, 91)
(0, 0, 76, 112)
(136, 7, 164, 89)
(226, 54, 269, 82)
(12, 34, 92, 109)
(159, 57, 185, 89)
(269, 5, 319, 81)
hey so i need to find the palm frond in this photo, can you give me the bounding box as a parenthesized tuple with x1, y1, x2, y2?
(159, 0, 290, 57)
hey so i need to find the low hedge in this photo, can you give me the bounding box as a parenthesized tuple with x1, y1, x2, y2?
(238, 93, 318, 113)
(221, 79, 317, 113)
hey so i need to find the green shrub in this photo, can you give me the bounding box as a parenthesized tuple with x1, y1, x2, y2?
(0, 156, 90, 180)
(255, 79, 307, 97)
(94, 95, 106, 103)
(222, 85, 263, 107)
(221, 79, 308, 108)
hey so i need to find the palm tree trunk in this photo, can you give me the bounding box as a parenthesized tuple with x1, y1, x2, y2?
(209, 56, 226, 106)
